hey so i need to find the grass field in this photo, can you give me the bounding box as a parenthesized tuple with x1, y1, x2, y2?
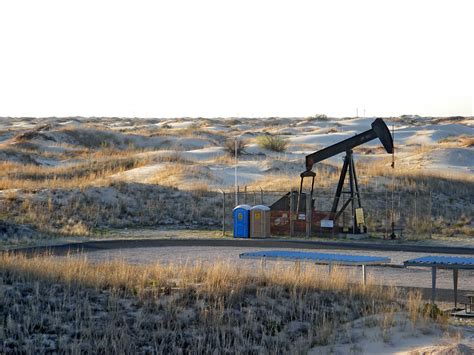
(0, 252, 440, 353)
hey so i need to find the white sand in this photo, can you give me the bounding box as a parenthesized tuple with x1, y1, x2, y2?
(310, 313, 474, 354)
(110, 163, 167, 182)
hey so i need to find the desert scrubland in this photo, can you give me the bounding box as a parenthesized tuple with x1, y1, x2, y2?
(0, 116, 473, 353)
(1, 252, 473, 354)
(0, 115, 472, 245)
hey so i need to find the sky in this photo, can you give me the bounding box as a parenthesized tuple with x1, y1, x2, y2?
(0, 0, 472, 118)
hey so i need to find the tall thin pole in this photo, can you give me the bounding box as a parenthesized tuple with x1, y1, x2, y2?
(235, 137, 238, 206)
(390, 124, 395, 238)
(289, 190, 295, 238)
(385, 189, 388, 239)
(221, 190, 226, 236)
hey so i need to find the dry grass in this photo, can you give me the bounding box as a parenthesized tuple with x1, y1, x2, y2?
(358, 155, 474, 184)
(439, 135, 474, 148)
(407, 290, 423, 326)
(210, 154, 236, 165)
(0, 149, 154, 190)
(0, 180, 225, 239)
(380, 307, 396, 342)
(224, 138, 247, 156)
(0, 252, 399, 353)
(148, 163, 215, 190)
(145, 126, 225, 142)
(247, 169, 340, 191)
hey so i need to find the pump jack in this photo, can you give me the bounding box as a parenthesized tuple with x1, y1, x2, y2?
(298, 118, 394, 234)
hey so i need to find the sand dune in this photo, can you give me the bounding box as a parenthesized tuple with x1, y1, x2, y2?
(1, 115, 472, 187)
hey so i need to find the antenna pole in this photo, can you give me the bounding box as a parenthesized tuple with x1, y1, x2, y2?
(390, 124, 396, 239)
(235, 137, 238, 205)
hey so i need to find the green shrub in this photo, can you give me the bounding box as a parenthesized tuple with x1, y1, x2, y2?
(256, 135, 288, 152)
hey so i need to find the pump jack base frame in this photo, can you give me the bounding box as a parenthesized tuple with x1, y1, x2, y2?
(299, 149, 366, 234)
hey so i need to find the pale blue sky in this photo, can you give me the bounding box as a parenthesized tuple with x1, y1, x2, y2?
(0, 0, 472, 118)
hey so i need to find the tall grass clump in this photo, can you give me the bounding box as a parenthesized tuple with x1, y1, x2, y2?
(256, 135, 288, 152)
(224, 138, 247, 156)
(407, 290, 423, 325)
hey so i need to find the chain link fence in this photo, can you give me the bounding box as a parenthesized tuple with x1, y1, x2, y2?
(218, 187, 437, 239)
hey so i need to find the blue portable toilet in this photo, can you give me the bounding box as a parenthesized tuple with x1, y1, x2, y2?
(233, 204, 251, 238)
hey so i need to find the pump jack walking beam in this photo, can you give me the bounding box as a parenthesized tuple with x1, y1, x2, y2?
(303, 118, 393, 173)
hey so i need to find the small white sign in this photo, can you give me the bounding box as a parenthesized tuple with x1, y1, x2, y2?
(321, 219, 334, 228)
(298, 214, 306, 220)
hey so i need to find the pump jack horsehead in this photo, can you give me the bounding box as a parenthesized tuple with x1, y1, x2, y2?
(298, 118, 394, 234)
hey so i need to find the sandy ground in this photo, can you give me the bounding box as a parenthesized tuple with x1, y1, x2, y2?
(310, 313, 474, 355)
(80, 246, 474, 293)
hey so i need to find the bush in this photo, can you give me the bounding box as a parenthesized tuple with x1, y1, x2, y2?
(306, 114, 328, 121)
(256, 135, 288, 152)
(224, 138, 247, 156)
(422, 303, 445, 320)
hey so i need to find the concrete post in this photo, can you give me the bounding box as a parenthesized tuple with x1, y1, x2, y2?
(362, 265, 366, 286)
